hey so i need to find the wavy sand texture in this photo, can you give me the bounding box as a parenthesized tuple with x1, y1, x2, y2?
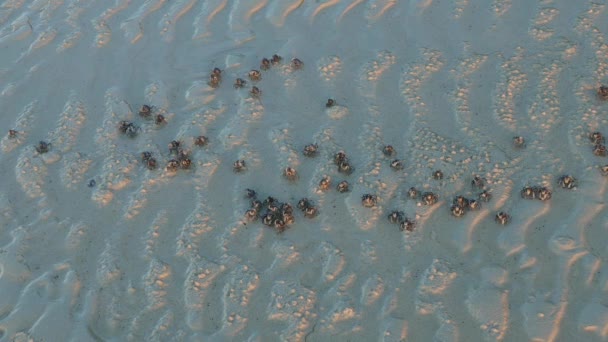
(1, 0, 608, 341)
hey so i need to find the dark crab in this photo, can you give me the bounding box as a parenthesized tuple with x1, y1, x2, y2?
(513, 136, 526, 148)
(291, 58, 304, 70)
(421, 192, 438, 206)
(495, 211, 510, 225)
(382, 145, 395, 157)
(194, 135, 209, 147)
(387, 210, 404, 224)
(118, 121, 138, 137)
(248, 70, 262, 82)
(598, 85, 608, 100)
(450, 205, 466, 217)
(303, 144, 318, 157)
(318, 176, 331, 191)
(400, 219, 416, 232)
(558, 175, 577, 189)
(432, 170, 444, 180)
(233, 160, 247, 173)
(361, 194, 378, 208)
(139, 104, 152, 118)
(407, 187, 419, 199)
(234, 78, 247, 89)
(260, 58, 271, 70)
(471, 175, 486, 189)
(336, 180, 350, 193)
(283, 167, 298, 181)
(390, 159, 404, 171)
(35, 141, 51, 154)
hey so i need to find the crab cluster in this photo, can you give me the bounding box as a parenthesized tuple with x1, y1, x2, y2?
(297, 198, 319, 218)
(260, 54, 282, 70)
(118, 120, 138, 138)
(386, 210, 416, 232)
(233, 160, 247, 173)
(138, 104, 166, 125)
(406, 187, 439, 206)
(208, 67, 222, 88)
(334, 151, 354, 175)
(209, 54, 303, 99)
(166, 140, 192, 171)
(140, 151, 157, 170)
(245, 193, 296, 233)
(449, 195, 481, 217)
(590, 131, 607, 157)
(598, 85, 608, 100)
(520, 185, 552, 201)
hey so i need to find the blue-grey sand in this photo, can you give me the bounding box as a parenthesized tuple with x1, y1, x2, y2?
(1, 0, 608, 341)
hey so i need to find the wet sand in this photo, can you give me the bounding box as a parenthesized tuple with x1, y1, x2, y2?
(1, 0, 608, 341)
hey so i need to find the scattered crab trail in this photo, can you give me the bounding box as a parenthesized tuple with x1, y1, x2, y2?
(450, 51, 488, 141)
(365, 0, 397, 23)
(1, 101, 36, 154)
(415, 259, 459, 341)
(158, 0, 197, 43)
(92, 0, 132, 47)
(265, 0, 303, 27)
(217, 94, 264, 151)
(452, 0, 469, 19)
(445, 50, 493, 253)
(268, 125, 300, 182)
(266, 281, 317, 341)
(575, 2, 608, 79)
(125, 258, 172, 339)
(16, 26, 57, 62)
(492, 48, 527, 132)
(183, 254, 226, 331)
(91, 88, 137, 207)
(0, 12, 33, 45)
(492, 0, 512, 17)
(398, 51, 446, 228)
(120, 0, 167, 44)
(528, 61, 563, 139)
(305, 0, 340, 24)
(529, 1, 558, 41)
(497, 200, 552, 256)
(192, 0, 228, 39)
(465, 267, 510, 341)
(0, 0, 28, 26)
(227, 0, 269, 42)
(142, 210, 169, 260)
(48, 93, 87, 154)
(214, 264, 260, 338)
(344, 50, 396, 231)
(123, 81, 173, 219)
(520, 214, 590, 341)
(175, 156, 221, 259)
(337, 0, 366, 23)
(29, 0, 64, 20)
(0, 228, 34, 325)
(57, 0, 93, 53)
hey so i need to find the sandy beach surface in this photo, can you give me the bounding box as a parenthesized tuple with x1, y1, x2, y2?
(1, 0, 608, 341)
